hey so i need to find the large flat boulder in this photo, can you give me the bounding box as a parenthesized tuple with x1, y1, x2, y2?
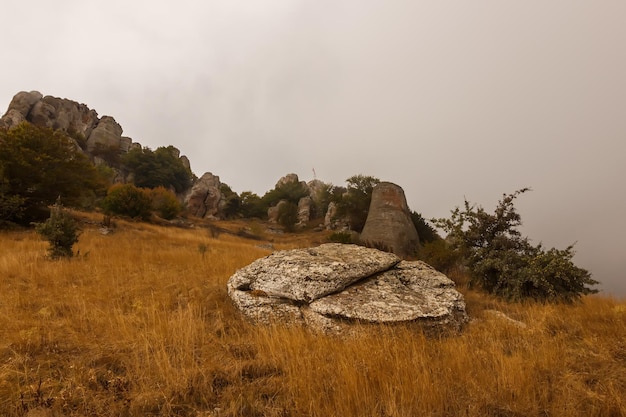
(227, 244, 468, 334)
(228, 243, 400, 303)
(310, 261, 467, 329)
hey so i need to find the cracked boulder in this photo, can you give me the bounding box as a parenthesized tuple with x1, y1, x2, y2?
(227, 243, 468, 334)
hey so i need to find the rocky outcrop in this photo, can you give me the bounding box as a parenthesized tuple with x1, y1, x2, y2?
(184, 172, 223, 219)
(297, 196, 312, 227)
(0, 91, 43, 128)
(1, 91, 101, 141)
(360, 182, 420, 258)
(227, 243, 468, 334)
(275, 173, 302, 190)
(267, 200, 288, 223)
(0, 91, 197, 194)
(86, 116, 123, 152)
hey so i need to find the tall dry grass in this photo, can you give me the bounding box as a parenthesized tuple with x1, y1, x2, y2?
(0, 215, 624, 417)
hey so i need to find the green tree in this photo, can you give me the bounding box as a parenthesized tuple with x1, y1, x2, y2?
(0, 123, 106, 223)
(336, 175, 380, 232)
(220, 183, 241, 219)
(410, 211, 440, 244)
(35, 201, 80, 259)
(101, 184, 152, 220)
(239, 191, 266, 219)
(122, 146, 193, 193)
(433, 189, 598, 302)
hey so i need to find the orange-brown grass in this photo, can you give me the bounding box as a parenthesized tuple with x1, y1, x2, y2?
(0, 217, 624, 417)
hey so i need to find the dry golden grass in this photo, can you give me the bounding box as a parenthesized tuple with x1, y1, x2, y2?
(0, 214, 624, 417)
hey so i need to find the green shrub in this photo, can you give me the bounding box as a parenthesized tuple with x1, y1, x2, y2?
(328, 231, 354, 244)
(102, 184, 152, 220)
(35, 203, 80, 259)
(433, 189, 598, 302)
(419, 239, 460, 274)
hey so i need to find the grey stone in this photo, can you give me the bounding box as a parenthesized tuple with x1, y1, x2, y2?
(227, 244, 468, 334)
(267, 200, 288, 223)
(0, 91, 42, 128)
(310, 261, 467, 329)
(297, 196, 312, 226)
(360, 182, 420, 258)
(228, 243, 400, 303)
(184, 172, 222, 218)
(86, 116, 123, 152)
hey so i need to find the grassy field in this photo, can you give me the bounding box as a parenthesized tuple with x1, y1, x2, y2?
(0, 212, 624, 417)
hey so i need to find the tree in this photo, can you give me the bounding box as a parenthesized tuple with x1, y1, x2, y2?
(122, 146, 193, 193)
(239, 191, 266, 219)
(220, 183, 241, 219)
(433, 189, 598, 302)
(336, 175, 380, 232)
(0, 123, 106, 224)
(261, 180, 309, 208)
(410, 211, 440, 244)
(35, 201, 80, 259)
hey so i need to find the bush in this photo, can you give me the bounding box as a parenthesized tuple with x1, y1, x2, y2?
(277, 201, 299, 232)
(328, 231, 355, 244)
(419, 239, 461, 274)
(149, 186, 182, 220)
(433, 189, 598, 302)
(102, 184, 152, 220)
(35, 202, 80, 259)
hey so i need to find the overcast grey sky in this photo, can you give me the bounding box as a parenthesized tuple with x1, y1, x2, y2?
(2, 1, 625, 295)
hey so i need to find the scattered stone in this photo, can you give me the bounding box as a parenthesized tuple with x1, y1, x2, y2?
(483, 310, 527, 328)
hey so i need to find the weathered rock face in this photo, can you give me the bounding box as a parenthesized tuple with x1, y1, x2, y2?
(360, 182, 420, 258)
(227, 243, 468, 334)
(297, 196, 312, 227)
(267, 200, 288, 223)
(0, 91, 43, 128)
(324, 201, 350, 231)
(86, 116, 123, 152)
(184, 172, 223, 219)
(0, 91, 101, 141)
(275, 173, 302, 190)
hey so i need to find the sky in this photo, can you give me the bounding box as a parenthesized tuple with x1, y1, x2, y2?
(2, 1, 625, 296)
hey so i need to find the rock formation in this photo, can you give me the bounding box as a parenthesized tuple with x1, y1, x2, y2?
(184, 172, 223, 219)
(360, 182, 420, 258)
(86, 116, 123, 152)
(267, 200, 288, 223)
(227, 243, 468, 334)
(297, 196, 312, 227)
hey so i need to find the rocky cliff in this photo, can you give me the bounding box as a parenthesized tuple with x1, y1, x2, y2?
(0, 91, 191, 192)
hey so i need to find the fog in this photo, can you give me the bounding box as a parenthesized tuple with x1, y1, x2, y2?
(2, 1, 624, 295)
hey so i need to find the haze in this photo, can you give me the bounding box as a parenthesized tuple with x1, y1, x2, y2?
(2, 1, 624, 295)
